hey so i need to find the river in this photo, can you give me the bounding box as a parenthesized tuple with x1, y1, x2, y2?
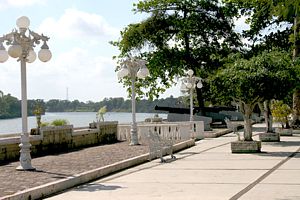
(0, 112, 167, 134)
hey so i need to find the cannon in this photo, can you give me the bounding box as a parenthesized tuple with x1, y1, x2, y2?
(154, 105, 237, 125)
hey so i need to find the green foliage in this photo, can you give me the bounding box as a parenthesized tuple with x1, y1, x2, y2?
(112, 0, 241, 101)
(33, 100, 45, 116)
(51, 119, 69, 126)
(0, 91, 46, 119)
(98, 106, 107, 114)
(40, 122, 50, 127)
(0, 92, 21, 119)
(44, 97, 180, 113)
(209, 50, 298, 105)
(209, 50, 298, 140)
(225, 0, 299, 55)
(97, 106, 107, 122)
(271, 100, 292, 128)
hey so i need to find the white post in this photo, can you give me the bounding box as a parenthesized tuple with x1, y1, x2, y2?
(117, 57, 149, 145)
(16, 58, 34, 170)
(130, 76, 139, 145)
(190, 88, 193, 121)
(0, 16, 51, 171)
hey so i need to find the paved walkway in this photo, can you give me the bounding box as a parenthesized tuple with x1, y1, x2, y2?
(47, 124, 300, 200)
(0, 142, 149, 198)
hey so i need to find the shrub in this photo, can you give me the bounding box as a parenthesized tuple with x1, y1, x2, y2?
(271, 100, 292, 128)
(51, 119, 69, 126)
(40, 122, 50, 127)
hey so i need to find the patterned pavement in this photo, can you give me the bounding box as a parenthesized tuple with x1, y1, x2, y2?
(0, 141, 149, 197)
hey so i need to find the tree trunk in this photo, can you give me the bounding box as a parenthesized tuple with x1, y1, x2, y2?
(293, 13, 299, 59)
(291, 14, 300, 126)
(263, 100, 273, 133)
(196, 87, 205, 115)
(292, 89, 300, 125)
(243, 104, 253, 141)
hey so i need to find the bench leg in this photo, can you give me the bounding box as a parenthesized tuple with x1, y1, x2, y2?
(160, 157, 166, 163)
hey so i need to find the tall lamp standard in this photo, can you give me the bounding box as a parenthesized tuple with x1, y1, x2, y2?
(180, 69, 202, 121)
(0, 16, 52, 170)
(117, 57, 150, 145)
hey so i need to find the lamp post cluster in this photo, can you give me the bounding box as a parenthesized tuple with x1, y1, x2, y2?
(181, 69, 202, 121)
(0, 16, 52, 170)
(117, 57, 149, 145)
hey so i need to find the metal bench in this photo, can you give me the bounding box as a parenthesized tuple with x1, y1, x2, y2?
(146, 130, 176, 163)
(225, 118, 240, 141)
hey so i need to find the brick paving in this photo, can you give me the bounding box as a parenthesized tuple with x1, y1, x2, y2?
(0, 141, 149, 197)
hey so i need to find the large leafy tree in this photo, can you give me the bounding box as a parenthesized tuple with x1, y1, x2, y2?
(225, 0, 300, 125)
(0, 92, 21, 119)
(111, 0, 241, 110)
(209, 50, 298, 141)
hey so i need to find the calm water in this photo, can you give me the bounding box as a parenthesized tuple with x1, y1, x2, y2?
(0, 112, 167, 134)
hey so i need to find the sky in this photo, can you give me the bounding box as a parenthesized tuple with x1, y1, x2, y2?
(0, 0, 182, 102)
(0, 0, 249, 102)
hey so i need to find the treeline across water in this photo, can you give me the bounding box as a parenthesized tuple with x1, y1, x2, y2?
(0, 91, 182, 119)
(0, 92, 44, 119)
(45, 96, 180, 113)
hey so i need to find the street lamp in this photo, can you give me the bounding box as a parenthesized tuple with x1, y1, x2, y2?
(0, 16, 52, 171)
(117, 57, 150, 145)
(181, 69, 202, 121)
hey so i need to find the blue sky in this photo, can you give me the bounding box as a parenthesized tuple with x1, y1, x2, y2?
(0, 0, 181, 102)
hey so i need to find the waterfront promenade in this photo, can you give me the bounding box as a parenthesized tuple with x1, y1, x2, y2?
(0, 141, 150, 199)
(1, 123, 300, 199)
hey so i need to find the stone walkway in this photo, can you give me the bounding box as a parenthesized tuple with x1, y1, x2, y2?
(0, 142, 149, 197)
(47, 124, 300, 200)
(2, 124, 300, 200)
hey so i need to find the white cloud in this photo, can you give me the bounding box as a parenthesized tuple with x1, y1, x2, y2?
(0, 0, 46, 9)
(38, 8, 119, 40)
(22, 47, 123, 101)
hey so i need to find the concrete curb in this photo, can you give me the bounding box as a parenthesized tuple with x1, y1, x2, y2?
(203, 129, 232, 138)
(1, 139, 195, 200)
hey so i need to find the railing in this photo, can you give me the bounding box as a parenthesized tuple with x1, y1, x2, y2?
(117, 121, 204, 142)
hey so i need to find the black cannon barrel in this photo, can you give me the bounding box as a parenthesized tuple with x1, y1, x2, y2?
(154, 105, 190, 114)
(154, 105, 236, 114)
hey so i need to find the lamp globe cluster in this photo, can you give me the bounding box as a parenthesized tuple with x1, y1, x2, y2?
(0, 16, 52, 64)
(117, 58, 149, 79)
(180, 69, 203, 122)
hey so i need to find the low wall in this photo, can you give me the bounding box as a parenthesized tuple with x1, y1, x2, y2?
(118, 121, 204, 142)
(0, 122, 118, 163)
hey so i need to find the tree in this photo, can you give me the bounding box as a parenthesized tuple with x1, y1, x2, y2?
(209, 50, 298, 141)
(0, 93, 21, 119)
(226, 0, 300, 125)
(112, 0, 241, 109)
(96, 106, 107, 122)
(271, 100, 292, 128)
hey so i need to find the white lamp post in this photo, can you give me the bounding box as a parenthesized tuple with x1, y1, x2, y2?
(181, 69, 202, 121)
(0, 16, 52, 171)
(117, 57, 149, 145)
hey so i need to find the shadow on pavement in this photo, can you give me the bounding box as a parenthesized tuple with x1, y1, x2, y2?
(75, 183, 123, 192)
(257, 151, 299, 158)
(252, 127, 266, 132)
(34, 170, 74, 179)
(266, 141, 300, 147)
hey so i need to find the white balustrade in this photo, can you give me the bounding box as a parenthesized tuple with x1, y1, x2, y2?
(117, 121, 204, 142)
